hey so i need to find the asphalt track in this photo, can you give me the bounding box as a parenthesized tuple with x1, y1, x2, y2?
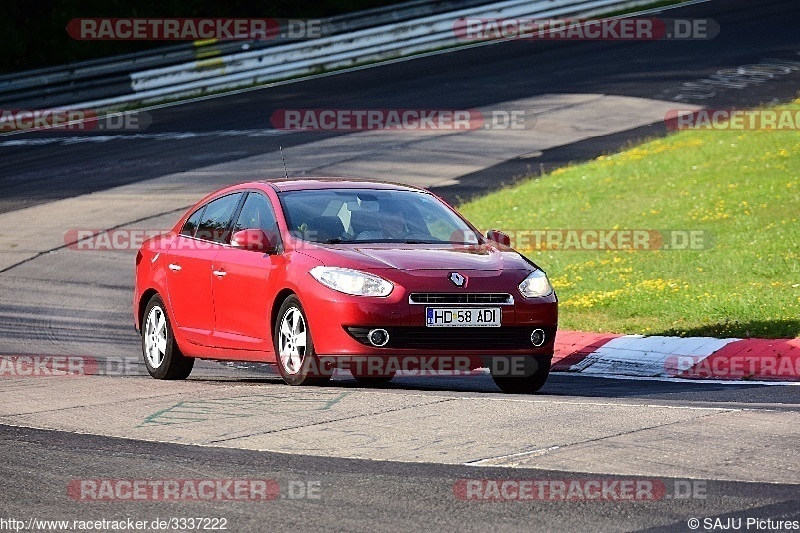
(1, 424, 799, 533)
(1, 0, 800, 531)
(1, 0, 799, 211)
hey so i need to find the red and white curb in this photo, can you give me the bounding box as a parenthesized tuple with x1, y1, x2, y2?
(553, 331, 800, 382)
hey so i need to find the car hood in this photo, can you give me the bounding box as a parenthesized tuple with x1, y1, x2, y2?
(298, 243, 535, 271)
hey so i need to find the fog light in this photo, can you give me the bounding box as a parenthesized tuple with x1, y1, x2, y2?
(530, 328, 546, 347)
(367, 328, 390, 347)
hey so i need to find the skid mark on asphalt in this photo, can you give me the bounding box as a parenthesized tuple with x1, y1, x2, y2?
(139, 392, 352, 427)
(202, 396, 458, 445)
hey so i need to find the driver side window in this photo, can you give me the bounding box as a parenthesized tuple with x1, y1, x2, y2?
(233, 193, 280, 237)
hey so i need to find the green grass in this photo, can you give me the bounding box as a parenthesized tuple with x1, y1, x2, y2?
(460, 100, 800, 339)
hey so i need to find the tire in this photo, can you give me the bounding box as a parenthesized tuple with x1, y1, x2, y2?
(490, 356, 551, 394)
(141, 295, 194, 380)
(352, 371, 396, 386)
(273, 295, 331, 386)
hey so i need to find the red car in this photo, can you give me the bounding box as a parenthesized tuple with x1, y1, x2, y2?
(134, 179, 557, 393)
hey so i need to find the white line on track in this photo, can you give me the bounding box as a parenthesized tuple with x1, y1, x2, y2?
(464, 445, 562, 466)
(0, 129, 293, 146)
(551, 371, 800, 386)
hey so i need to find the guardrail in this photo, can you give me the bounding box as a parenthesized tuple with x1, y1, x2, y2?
(2, 0, 657, 110)
(0, 0, 493, 108)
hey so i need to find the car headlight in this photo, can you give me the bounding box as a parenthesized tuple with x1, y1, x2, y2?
(309, 266, 393, 297)
(518, 269, 554, 298)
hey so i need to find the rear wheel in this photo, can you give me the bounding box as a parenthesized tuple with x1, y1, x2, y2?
(274, 295, 331, 386)
(490, 356, 550, 394)
(141, 295, 194, 380)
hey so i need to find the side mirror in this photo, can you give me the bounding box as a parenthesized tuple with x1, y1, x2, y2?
(485, 230, 511, 247)
(231, 229, 278, 253)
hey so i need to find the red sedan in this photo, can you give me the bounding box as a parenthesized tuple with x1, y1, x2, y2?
(133, 179, 557, 393)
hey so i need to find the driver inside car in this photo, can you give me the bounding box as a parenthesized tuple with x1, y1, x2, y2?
(355, 209, 413, 240)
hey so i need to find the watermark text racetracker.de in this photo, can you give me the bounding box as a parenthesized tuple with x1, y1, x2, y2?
(67, 478, 322, 501)
(666, 354, 800, 380)
(269, 108, 533, 131)
(0, 109, 150, 133)
(502, 229, 712, 251)
(453, 17, 719, 41)
(666, 108, 800, 130)
(0, 355, 144, 378)
(66, 229, 165, 251)
(63, 229, 712, 252)
(270, 109, 484, 131)
(454, 478, 707, 501)
(67, 18, 323, 40)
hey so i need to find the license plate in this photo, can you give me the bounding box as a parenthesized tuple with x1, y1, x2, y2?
(425, 307, 501, 327)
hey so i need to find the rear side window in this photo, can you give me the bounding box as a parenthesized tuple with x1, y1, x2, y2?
(180, 207, 205, 237)
(195, 193, 242, 244)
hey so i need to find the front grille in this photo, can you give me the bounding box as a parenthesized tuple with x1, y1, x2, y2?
(409, 293, 513, 304)
(346, 326, 555, 350)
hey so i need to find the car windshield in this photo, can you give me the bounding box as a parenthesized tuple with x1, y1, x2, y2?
(279, 188, 481, 245)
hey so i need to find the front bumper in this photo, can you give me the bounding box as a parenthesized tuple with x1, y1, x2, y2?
(299, 268, 558, 358)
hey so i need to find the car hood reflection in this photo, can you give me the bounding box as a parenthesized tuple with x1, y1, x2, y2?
(305, 243, 533, 271)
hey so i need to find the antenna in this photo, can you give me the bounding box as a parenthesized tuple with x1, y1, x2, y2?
(279, 146, 289, 179)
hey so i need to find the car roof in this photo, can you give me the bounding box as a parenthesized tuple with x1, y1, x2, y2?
(179, 178, 431, 221)
(257, 178, 425, 193)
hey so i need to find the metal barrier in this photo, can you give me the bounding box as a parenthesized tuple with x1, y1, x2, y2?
(0, 0, 493, 108)
(1, 0, 657, 110)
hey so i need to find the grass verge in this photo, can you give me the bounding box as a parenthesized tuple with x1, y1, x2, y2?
(460, 100, 800, 339)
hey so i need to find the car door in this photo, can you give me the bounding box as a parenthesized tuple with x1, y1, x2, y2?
(211, 191, 283, 355)
(164, 192, 243, 346)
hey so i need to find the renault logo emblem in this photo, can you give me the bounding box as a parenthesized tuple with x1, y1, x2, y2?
(449, 272, 467, 287)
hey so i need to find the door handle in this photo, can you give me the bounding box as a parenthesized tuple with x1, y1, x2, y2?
(213, 270, 227, 278)
(168, 263, 182, 272)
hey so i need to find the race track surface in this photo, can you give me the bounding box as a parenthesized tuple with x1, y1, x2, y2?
(1, 0, 799, 530)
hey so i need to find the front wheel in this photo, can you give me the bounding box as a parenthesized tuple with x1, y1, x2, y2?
(274, 295, 331, 386)
(141, 295, 194, 380)
(490, 356, 550, 394)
